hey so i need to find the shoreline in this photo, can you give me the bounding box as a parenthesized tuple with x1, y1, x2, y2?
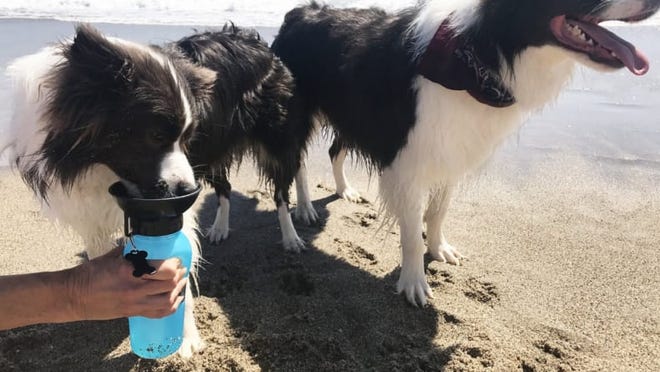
(0, 16, 281, 32)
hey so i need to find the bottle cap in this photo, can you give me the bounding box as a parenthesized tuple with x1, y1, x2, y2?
(109, 182, 201, 236)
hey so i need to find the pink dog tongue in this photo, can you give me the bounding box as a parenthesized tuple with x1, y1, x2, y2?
(575, 20, 650, 75)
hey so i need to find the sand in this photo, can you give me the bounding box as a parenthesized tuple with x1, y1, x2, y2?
(0, 19, 659, 372)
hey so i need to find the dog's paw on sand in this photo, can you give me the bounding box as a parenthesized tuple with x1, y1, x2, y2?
(178, 334, 206, 359)
(463, 277, 499, 304)
(336, 185, 363, 203)
(316, 183, 370, 204)
(293, 201, 319, 225)
(282, 235, 307, 253)
(206, 224, 230, 244)
(428, 242, 465, 265)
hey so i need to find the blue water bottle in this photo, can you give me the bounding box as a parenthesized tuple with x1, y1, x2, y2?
(109, 182, 200, 359)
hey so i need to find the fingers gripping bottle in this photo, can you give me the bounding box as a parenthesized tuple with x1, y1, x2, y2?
(109, 182, 200, 359)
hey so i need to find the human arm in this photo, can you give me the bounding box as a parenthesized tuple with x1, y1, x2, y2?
(0, 246, 187, 331)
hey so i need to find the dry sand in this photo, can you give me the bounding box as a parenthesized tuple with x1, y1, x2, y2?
(0, 19, 659, 372)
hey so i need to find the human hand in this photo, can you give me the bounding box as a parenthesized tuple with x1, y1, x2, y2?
(63, 246, 188, 321)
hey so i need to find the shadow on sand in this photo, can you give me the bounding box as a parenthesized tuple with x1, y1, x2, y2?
(0, 189, 457, 371)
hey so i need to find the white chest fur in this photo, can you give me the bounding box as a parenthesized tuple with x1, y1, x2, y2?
(392, 45, 575, 186)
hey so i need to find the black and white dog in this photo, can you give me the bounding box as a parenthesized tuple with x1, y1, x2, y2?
(272, 0, 660, 306)
(173, 27, 317, 250)
(2, 24, 315, 356)
(3, 25, 206, 357)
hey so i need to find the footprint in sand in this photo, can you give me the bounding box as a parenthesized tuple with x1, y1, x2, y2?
(333, 238, 379, 265)
(463, 278, 499, 304)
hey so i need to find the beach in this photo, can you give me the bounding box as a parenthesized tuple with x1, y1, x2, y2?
(0, 19, 659, 371)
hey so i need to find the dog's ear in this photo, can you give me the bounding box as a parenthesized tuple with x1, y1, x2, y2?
(66, 23, 134, 85)
(45, 24, 132, 139)
(34, 24, 133, 194)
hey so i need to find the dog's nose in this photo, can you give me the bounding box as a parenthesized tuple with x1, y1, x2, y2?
(175, 181, 197, 196)
(146, 180, 170, 198)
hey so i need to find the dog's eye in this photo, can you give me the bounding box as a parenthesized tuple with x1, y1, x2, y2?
(150, 130, 167, 145)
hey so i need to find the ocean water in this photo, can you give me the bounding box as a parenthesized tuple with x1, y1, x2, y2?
(2, 0, 660, 27)
(0, 0, 415, 27)
(0, 3, 659, 168)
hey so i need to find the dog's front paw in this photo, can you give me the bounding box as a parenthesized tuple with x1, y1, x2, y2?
(178, 333, 205, 359)
(337, 185, 362, 203)
(282, 235, 306, 253)
(396, 266, 433, 307)
(206, 223, 229, 244)
(178, 295, 205, 359)
(293, 202, 319, 225)
(429, 243, 465, 265)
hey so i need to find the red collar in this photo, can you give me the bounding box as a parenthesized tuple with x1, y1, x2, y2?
(417, 20, 515, 108)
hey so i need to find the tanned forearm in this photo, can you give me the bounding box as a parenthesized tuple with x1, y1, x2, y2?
(0, 247, 187, 331)
(0, 269, 75, 331)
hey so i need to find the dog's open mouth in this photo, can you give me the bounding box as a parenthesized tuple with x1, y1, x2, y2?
(550, 15, 649, 75)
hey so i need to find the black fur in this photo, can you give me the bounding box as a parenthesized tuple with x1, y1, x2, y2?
(168, 25, 313, 207)
(29, 24, 206, 198)
(272, 3, 419, 170)
(271, 0, 660, 171)
(272, 0, 660, 306)
(29, 24, 312, 214)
